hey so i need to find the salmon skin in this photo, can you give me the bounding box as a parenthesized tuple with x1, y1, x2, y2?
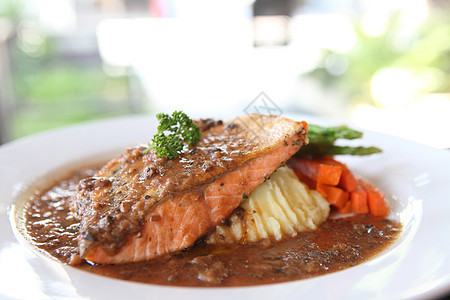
(71, 114, 308, 264)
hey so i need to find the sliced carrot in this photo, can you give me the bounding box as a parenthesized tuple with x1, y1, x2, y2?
(350, 185, 369, 214)
(336, 199, 352, 214)
(315, 182, 328, 197)
(359, 178, 389, 217)
(339, 167, 359, 192)
(315, 157, 359, 192)
(289, 156, 389, 217)
(291, 158, 342, 186)
(316, 183, 348, 208)
(316, 164, 342, 185)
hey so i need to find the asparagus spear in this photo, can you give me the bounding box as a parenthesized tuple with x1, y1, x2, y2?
(307, 124, 363, 144)
(296, 124, 382, 157)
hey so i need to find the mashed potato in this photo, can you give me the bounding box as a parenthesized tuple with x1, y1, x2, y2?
(206, 166, 330, 244)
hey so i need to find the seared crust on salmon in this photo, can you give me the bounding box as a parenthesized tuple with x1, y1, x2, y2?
(71, 114, 308, 264)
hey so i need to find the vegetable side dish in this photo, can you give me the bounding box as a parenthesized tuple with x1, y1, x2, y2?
(19, 112, 401, 286)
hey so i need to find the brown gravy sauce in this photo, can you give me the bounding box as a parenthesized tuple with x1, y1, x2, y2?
(23, 166, 402, 287)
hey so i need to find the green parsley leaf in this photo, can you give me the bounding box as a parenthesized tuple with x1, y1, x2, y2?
(143, 111, 201, 159)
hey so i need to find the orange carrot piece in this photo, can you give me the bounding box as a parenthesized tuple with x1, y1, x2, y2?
(339, 166, 359, 192)
(350, 186, 369, 214)
(315, 182, 328, 197)
(336, 199, 352, 214)
(359, 179, 389, 217)
(316, 157, 358, 192)
(292, 159, 342, 186)
(317, 164, 343, 185)
(317, 183, 348, 208)
(289, 157, 388, 217)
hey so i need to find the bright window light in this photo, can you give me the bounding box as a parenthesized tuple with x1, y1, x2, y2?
(371, 68, 417, 107)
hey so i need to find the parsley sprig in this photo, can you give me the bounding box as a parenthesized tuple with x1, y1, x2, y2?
(143, 111, 201, 159)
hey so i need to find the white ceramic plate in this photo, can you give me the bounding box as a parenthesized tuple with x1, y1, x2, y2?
(1, 114, 450, 300)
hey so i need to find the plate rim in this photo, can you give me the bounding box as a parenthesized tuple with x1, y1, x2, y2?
(1, 113, 450, 300)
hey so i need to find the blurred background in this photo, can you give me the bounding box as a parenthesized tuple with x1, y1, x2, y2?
(0, 0, 449, 148)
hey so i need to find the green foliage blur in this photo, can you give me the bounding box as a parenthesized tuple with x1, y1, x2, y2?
(306, 6, 450, 107)
(2, 1, 449, 140)
(1, 0, 143, 140)
(11, 63, 133, 138)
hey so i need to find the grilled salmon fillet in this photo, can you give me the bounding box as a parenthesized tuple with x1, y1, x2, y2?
(71, 114, 308, 264)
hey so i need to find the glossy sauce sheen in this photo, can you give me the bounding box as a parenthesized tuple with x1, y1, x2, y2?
(24, 166, 402, 287)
